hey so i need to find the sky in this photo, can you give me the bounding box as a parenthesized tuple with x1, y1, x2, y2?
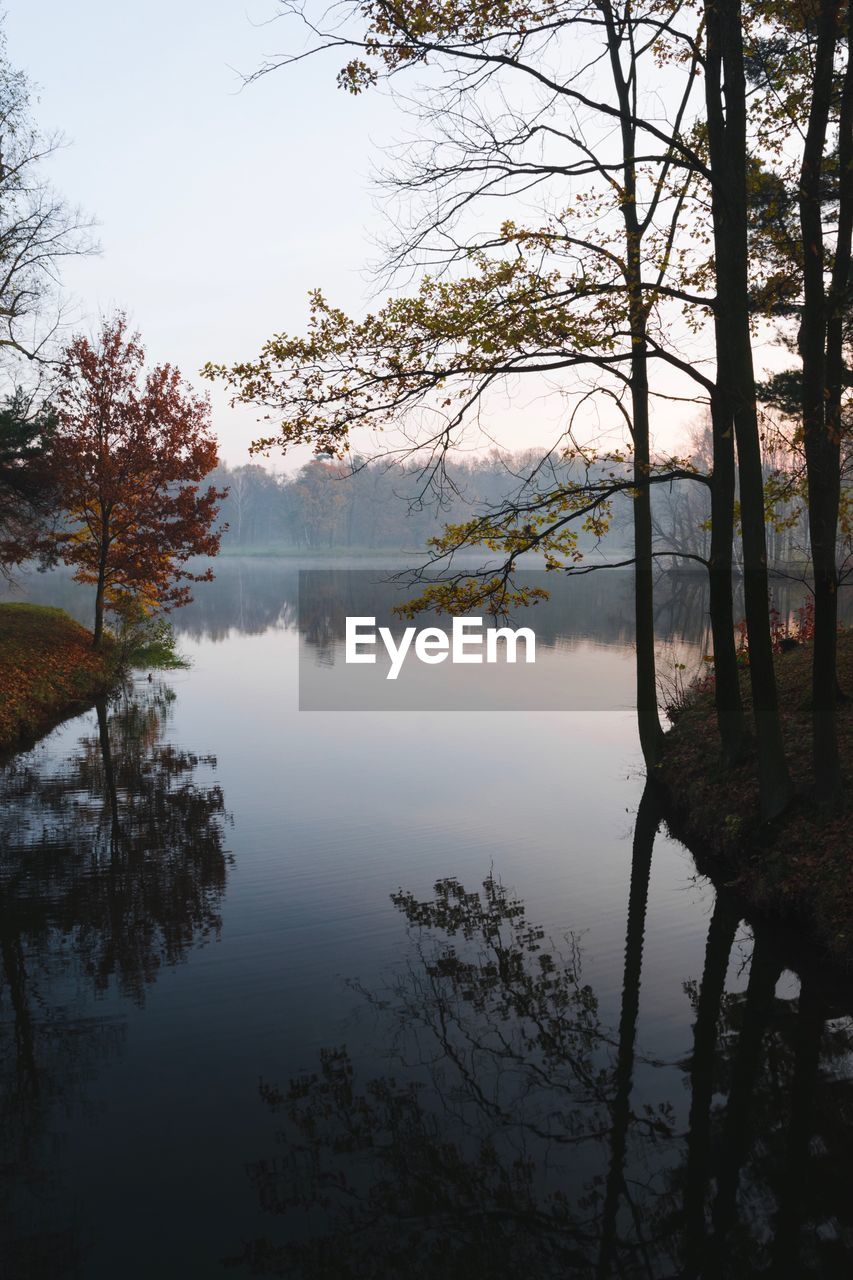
(6, 0, 398, 466)
(5, 1, 789, 471)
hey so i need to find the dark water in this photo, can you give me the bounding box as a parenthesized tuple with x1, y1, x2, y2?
(1, 561, 852, 1278)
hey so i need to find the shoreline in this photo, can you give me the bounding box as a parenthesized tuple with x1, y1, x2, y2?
(0, 603, 121, 757)
(657, 629, 852, 967)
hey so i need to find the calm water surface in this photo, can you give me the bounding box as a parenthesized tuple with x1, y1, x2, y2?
(1, 561, 851, 1278)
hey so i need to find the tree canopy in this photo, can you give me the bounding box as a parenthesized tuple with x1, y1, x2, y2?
(49, 315, 226, 647)
(208, 0, 852, 812)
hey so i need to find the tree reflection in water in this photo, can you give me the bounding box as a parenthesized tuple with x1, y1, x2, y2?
(0, 680, 231, 1275)
(235, 784, 853, 1279)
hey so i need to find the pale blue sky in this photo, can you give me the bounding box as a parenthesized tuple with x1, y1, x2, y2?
(6, 0, 397, 464)
(7, 2, 780, 470)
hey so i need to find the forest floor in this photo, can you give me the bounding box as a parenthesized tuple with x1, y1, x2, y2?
(0, 603, 119, 755)
(660, 628, 853, 965)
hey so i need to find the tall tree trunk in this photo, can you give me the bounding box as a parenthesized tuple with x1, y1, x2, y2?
(828, 15, 853, 720)
(799, 0, 848, 805)
(602, 0, 665, 767)
(632, 336, 665, 767)
(708, 386, 746, 764)
(705, 0, 791, 818)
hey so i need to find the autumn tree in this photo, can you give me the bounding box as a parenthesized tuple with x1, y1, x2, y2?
(212, 1, 726, 771)
(216, 0, 849, 813)
(49, 315, 226, 647)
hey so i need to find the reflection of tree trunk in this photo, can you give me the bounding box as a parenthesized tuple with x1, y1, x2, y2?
(682, 895, 739, 1278)
(771, 971, 824, 1271)
(596, 781, 661, 1278)
(709, 935, 782, 1266)
(96, 696, 127, 992)
(96, 698, 120, 852)
(1, 930, 39, 1100)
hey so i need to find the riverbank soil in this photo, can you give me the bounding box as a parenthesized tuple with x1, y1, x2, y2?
(660, 629, 853, 964)
(0, 603, 117, 753)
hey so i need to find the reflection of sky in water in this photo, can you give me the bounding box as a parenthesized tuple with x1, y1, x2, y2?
(299, 630, 670, 710)
(2, 560, 852, 1278)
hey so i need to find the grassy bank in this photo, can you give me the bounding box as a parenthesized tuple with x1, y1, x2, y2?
(660, 629, 853, 964)
(0, 603, 119, 754)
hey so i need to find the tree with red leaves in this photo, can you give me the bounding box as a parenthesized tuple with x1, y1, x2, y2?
(50, 315, 226, 647)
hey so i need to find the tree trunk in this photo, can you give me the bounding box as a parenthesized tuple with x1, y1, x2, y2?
(93, 580, 105, 648)
(799, 0, 848, 805)
(632, 342, 665, 767)
(92, 512, 109, 649)
(602, 0, 665, 767)
(708, 386, 746, 764)
(705, 0, 791, 818)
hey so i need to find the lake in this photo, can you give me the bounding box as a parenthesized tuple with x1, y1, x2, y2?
(2, 559, 852, 1278)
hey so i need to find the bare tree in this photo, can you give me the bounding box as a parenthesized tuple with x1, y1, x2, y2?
(0, 31, 95, 372)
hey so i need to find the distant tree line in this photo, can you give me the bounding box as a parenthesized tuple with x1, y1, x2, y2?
(208, 451, 631, 554)
(208, 418, 840, 574)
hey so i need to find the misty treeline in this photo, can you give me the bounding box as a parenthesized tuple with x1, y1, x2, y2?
(210, 451, 633, 553)
(211, 412, 837, 567)
(14, 556, 847, 657)
(210, 421, 834, 572)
